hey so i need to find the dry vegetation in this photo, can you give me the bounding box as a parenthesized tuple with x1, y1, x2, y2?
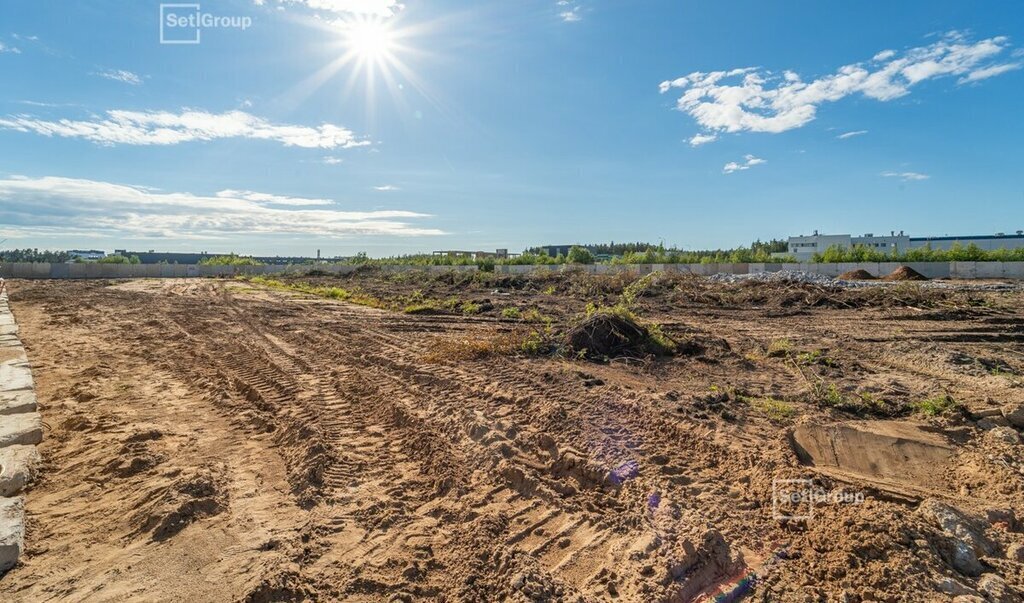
(2, 270, 1024, 602)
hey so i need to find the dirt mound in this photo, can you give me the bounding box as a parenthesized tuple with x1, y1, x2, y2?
(134, 467, 228, 541)
(838, 268, 877, 280)
(565, 312, 667, 359)
(882, 266, 928, 281)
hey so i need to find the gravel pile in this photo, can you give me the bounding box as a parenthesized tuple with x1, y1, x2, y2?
(708, 270, 1022, 291)
(708, 270, 859, 287)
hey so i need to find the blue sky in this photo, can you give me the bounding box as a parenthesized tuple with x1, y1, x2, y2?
(1, 0, 1022, 256)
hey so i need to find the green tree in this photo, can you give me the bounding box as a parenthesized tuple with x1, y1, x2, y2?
(566, 246, 594, 264)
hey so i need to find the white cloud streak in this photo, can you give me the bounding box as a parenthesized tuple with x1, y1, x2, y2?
(373, 185, 399, 191)
(0, 42, 21, 54)
(661, 32, 1018, 143)
(689, 133, 717, 146)
(722, 154, 765, 174)
(837, 130, 868, 139)
(0, 176, 443, 239)
(958, 62, 1021, 83)
(0, 109, 370, 149)
(215, 189, 334, 206)
(95, 69, 142, 85)
(278, 0, 401, 17)
(881, 171, 929, 181)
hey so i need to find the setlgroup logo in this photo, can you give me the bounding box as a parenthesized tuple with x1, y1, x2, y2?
(160, 4, 253, 45)
(772, 477, 865, 521)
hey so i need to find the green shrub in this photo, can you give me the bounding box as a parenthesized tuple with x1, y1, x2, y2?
(748, 397, 797, 421)
(566, 246, 594, 264)
(199, 254, 263, 266)
(911, 395, 959, 417)
(97, 254, 141, 264)
(501, 307, 522, 319)
(766, 338, 792, 358)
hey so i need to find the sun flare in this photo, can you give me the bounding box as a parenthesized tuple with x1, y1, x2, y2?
(345, 20, 395, 62)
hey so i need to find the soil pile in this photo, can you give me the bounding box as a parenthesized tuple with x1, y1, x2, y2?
(565, 312, 661, 359)
(838, 268, 877, 280)
(882, 266, 928, 281)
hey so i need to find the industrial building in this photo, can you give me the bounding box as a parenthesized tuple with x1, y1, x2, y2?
(431, 249, 518, 260)
(67, 249, 106, 261)
(786, 230, 1024, 261)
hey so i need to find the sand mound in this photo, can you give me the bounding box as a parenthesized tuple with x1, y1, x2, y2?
(838, 269, 877, 280)
(565, 313, 666, 359)
(882, 266, 928, 281)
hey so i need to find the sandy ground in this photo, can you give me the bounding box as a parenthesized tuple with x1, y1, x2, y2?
(1, 274, 1023, 602)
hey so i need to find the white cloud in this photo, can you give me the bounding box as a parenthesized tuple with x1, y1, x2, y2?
(215, 189, 334, 206)
(0, 109, 370, 149)
(322, 156, 344, 164)
(660, 32, 1018, 143)
(0, 42, 21, 54)
(373, 185, 399, 191)
(94, 69, 142, 85)
(0, 176, 443, 239)
(958, 62, 1021, 83)
(837, 130, 868, 139)
(560, 7, 581, 22)
(688, 133, 717, 146)
(881, 171, 929, 181)
(723, 154, 765, 174)
(278, 0, 401, 17)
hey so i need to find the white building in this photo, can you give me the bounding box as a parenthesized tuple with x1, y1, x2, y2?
(67, 249, 106, 261)
(786, 231, 1024, 261)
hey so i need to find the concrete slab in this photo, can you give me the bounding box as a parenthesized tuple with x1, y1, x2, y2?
(0, 359, 33, 392)
(0, 334, 21, 348)
(0, 325, 16, 337)
(0, 413, 42, 448)
(0, 446, 40, 497)
(791, 420, 953, 497)
(0, 391, 37, 416)
(0, 496, 24, 573)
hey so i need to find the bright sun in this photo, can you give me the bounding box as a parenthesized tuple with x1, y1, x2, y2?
(288, 14, 433, 121)
(345, 20, 395, 62)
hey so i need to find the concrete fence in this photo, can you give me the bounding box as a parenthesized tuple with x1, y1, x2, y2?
(2, 261, 1024, 280)
(0, 263, 477, 279)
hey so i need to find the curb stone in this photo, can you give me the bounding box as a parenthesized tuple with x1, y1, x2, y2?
(0, 288, 40, 576)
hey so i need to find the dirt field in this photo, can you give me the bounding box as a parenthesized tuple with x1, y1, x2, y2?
(2, 271, 1024, 602)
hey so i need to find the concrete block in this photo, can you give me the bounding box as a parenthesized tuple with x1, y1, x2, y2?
(0, 445, 40, 497)
(0, 391, 37, 416)
(0, 335, 20, 348)
(906, 262, 951, 279)
(1002, 262, 1024, 279)
(0, 413, 42, 448)
(0, 325, 14, 337)
(49, 263, 70, 279)
(0, 360, 33, 392)
(0, 496, 25, 573)
(974, 262, 1003, 279)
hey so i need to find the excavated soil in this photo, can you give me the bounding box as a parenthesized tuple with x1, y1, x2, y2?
(838, 269, 877, 280)
(882, 266, 929, 281)
(2, 274, 1024, 602)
